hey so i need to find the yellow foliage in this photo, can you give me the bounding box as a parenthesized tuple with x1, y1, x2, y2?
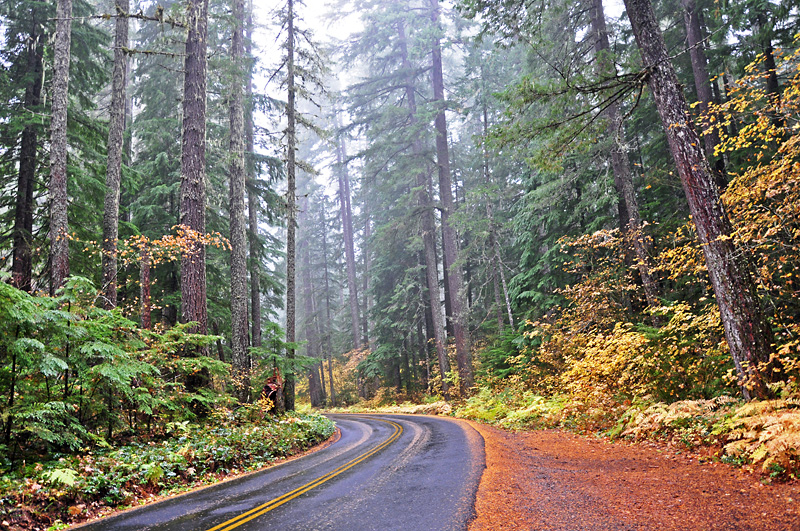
(561, 323, 651, 400)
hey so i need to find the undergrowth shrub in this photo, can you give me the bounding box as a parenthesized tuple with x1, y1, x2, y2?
(0, 414, 334, 528)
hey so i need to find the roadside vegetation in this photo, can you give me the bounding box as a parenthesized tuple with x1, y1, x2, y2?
(0, 398, 333, 530)
(0, 279, 334, 530)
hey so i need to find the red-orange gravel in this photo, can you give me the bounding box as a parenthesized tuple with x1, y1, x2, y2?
(465, 421, 800, 530)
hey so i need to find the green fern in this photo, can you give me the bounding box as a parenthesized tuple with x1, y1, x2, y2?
(42, 468, 79, 487)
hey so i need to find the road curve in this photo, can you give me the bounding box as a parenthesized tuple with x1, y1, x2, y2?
(75, 414, 484, 531)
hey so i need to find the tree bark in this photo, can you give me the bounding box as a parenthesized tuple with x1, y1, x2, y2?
(49, 0, 73, 295)
(229, 0, 250, 403)
(101, 0, 129, 309)
(334, 116, 362, 350)
(752, 13, 783, 131)
(284, 0, 297, 411)
(430, 0, 473, 394)
(593, 0, 660, 312)
(12, 10, 44, 293)
(680, 0, 724, 179)
(623, 0, 775, 399)
(180, 0, 209, 339)
(140, 245, 151, 329)
(362, 204, 371, 345)
(320, 200, 336, 406)
(398, 20, 451, 398)
(299, 197, 320, 407)
(417, 319, 430, 392)
(245, 0, 261, 350)
(753, 13, 780, 104)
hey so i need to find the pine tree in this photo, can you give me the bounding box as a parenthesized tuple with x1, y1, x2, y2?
(333, 111, 362, 350)
(283, 0, 299, 411)
(180, 0, 210, 338)
(6, 3, 45, 293)
(229, 0, 250, 402)
(398, 17, 451, 397)
(429, 0, 473, 393)
(591, 0, 660, 312)
(246, 0, 262, 350)
(100, 0, 130, 308)
(49, 0, 73, 294)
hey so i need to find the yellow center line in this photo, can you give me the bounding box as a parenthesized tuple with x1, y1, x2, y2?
(205, 418, 403, 531)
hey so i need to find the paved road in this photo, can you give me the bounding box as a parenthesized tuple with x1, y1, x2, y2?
(76, 414, 484, 531)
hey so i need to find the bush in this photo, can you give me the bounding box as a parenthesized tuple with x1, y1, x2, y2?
(0, 413, 335, 529)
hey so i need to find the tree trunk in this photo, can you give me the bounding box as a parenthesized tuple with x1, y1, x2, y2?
(753, 13, 780, 104)
(680, 0, 725, 180)
(320, 200, 336, 406)
(212, 320, 225, 362)
(308, 365, 322, 408)
(284, 0, 297, 411)
(362, 204, 371, 345)
(401, 338, 411, 393)
(442, 248, 454, 339)
(593, 0, 661, 312)
(180, 0, 209, 339)
(245, 1, 261, 350)
(418, 320, 430, 393)
(489, 230, 505, 332)
(140, 245, 151, 329)
(623, 0, 775, 399)
(12, 11, 43, 293)
(229, 0, 250, 403)
(335, 116, 362, 350)
(300, 195, 322, 407)
(752, 13, 783, 131)
(101, 0, 129, 309)
(49, 0, 73, 295)
(430, 0, 473, 394)
(398, 19, 451, 398)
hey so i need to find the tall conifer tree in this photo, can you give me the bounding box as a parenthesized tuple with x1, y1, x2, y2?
(101, 0, 130, 308)
(284, 0, 298, 411)
(429, 0, 473, 393)
(230, 0, 250, 401)
(49, 0, 73, 293)
(180, 0, 210, 338)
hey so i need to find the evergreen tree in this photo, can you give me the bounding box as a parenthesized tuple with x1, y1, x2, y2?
(229, 0, 250, 402)
(4, 2, 46, 293)
(100, 0, 129, 308)
(180, 0, 210, 339)
(429, 0, 473, 393)
(49, 0, 74, 294)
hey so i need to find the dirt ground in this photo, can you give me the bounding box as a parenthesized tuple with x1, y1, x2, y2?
(466, 421, 800, 531)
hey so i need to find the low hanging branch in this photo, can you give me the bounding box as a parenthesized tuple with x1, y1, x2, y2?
(121, 46, 186, 59)
(65, 8, 187, 28)
(491, 68, 649, 160)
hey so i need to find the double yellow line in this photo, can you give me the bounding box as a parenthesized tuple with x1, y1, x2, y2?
(206, 418, 403, 531)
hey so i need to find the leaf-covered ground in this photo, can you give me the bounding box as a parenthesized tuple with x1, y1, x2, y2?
(467, 421, 800, 530)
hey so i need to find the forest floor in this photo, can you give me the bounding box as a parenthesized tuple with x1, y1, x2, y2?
(466, 420, 800, 530)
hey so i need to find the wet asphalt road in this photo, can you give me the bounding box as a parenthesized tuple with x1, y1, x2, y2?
(75, 414, 484, 531)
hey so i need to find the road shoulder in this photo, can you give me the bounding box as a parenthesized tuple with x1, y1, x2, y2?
(465, 420, 800, 530)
